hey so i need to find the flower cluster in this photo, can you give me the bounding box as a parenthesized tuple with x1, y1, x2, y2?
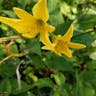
(0, 0, 86, 58)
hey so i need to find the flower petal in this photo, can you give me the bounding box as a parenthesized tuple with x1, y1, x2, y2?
(52, 35, 62, 44)
(13, 7, 34, 21)
(32, 0, 49, 22)
(0, 17, 38, 38)
(69, 42, 86, 49)
(61, 47, 72, 57)
(63, 24, 73, 41)
(0, 17, 20, 29)
(42, 45, 54, 51)
(45, 24, 55, 32)
(40, 30, 51, 45)
(18, 24, 39, 38)
(22, 32, 38, 38)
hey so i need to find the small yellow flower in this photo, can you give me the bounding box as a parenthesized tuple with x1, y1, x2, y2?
(0, 0, 55, 43)
(42, 25, 86, 57)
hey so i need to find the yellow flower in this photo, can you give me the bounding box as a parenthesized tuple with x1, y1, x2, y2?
(42, 25, 86, 57)
(0, 0, 55, 43)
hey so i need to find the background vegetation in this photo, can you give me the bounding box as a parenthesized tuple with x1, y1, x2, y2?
(0, 0, 96, 96)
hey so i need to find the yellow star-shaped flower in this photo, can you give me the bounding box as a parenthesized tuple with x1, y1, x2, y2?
(42, 24, 86, 57)
(0, 0, 55, 43)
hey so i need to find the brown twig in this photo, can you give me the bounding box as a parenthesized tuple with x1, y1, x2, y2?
(0, 50, 29, 64)
(0, 36, 20, 43)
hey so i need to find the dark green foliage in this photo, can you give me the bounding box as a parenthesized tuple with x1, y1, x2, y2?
(0, 0, 96, 96)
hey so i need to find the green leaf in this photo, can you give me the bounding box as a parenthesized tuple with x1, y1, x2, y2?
(54, 21, 73, 35)
(0, 79, 31, 95)
(81, 83, 95, 96)
(77, 15, 96, 30)
(25, 38, 41, 56)
(0, 78, 12, 96)
(48, 0, 60, 14)
(0, 63, 16, 77)
(32, 78, 54, 89)
(1, 10, 16, 18)
(80, 71, 96, 88)
(48, 0, 64, 26)
(51, 72, 65, 86)
(87, 60, 96, 70)
(10, 79, 31, 95)
(72, 31, 95, 47)
(28, 54, 45, 69)
(49, 12, 64, 26)
(72, 81, 95, 96)
(0, 44, 6, 57)
(46, 53, 73, 71)
(51, 92, 60, 96)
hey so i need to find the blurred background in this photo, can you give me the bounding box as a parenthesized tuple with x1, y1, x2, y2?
(0, 0, 96, 96)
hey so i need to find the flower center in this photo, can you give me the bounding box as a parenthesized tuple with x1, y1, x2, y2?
(55, 40, 68, 52)
(36, 19, 45, 30)
(37, 19, 44, 26)
(37, 19, 44, 25)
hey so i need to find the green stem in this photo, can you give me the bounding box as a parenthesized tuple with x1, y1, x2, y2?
(73, 30, 95, 38)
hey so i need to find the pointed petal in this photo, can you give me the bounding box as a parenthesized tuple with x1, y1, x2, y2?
(40, 30, 52, 45)
(22, 32, 38, 38)
(45, 24, 55, 32)
(42, 45, 49, 50)
(32, 0, 49, 22)
(0, 16, 20, 29)
(69, 42, 86, 49)
(52, 35, 62, 44)
(42, 45, 54, 51)
(0, 17, 38, 38)
(13, 7, 34, 21)
(19, 23, 39, 38)
(61, 47, 72, 57)
(55, 52, 62, 56)
(63, 24, 73, 41)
